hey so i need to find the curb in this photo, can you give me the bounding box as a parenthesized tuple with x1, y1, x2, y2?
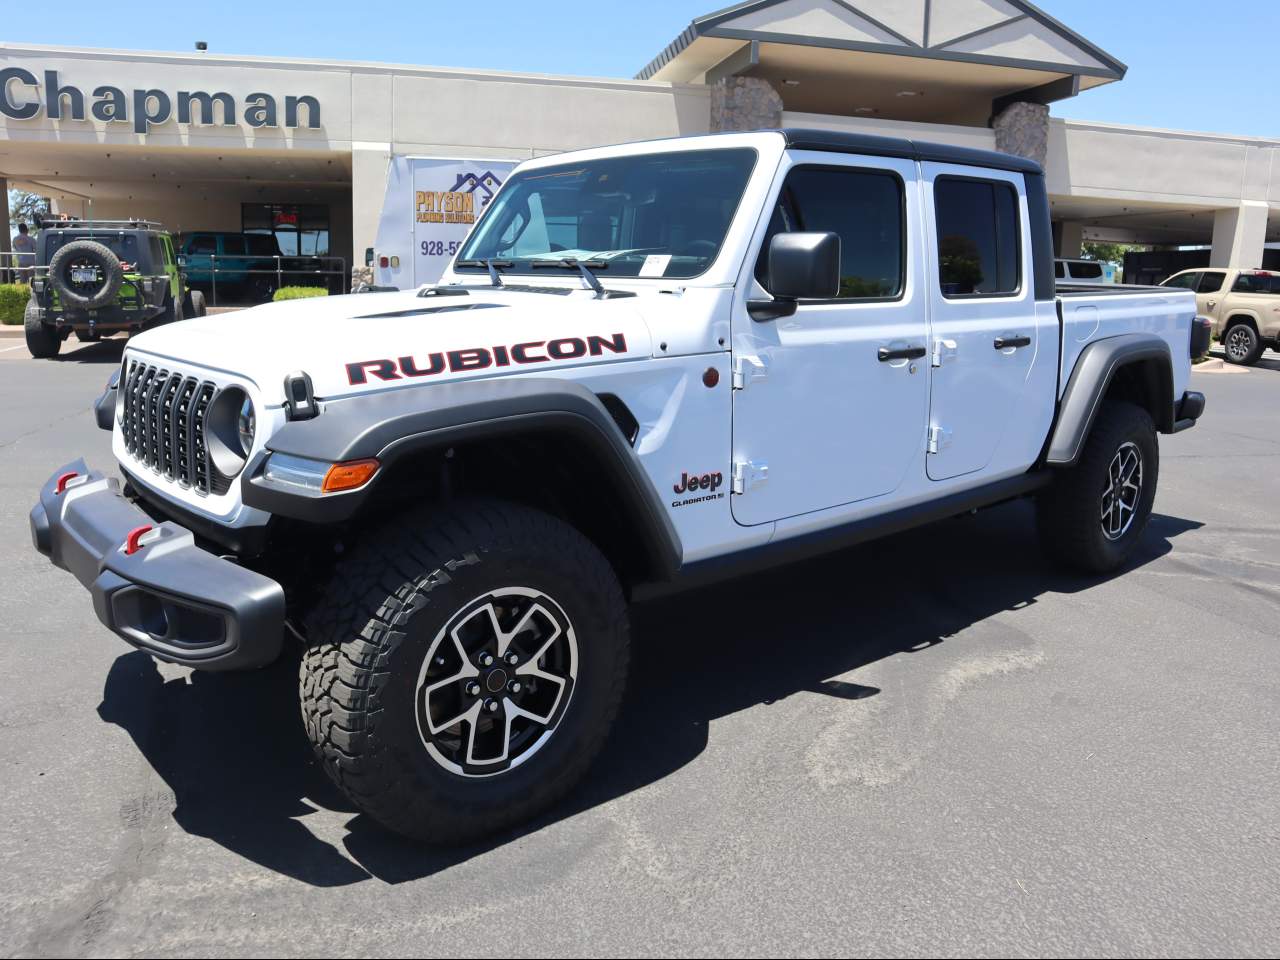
(1193, 357, 1250, 374)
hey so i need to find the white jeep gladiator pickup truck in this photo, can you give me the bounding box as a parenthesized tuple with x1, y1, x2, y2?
(31, 129, 1210, 842)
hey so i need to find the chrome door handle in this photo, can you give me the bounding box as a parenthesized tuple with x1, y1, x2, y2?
(993, 335, 1031, 350)
(878, 345, 926, 362)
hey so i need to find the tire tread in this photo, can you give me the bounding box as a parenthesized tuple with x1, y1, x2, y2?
(299, 499, 629, 842)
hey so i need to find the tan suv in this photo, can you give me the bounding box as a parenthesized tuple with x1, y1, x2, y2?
(1161, 267, 1280, 365)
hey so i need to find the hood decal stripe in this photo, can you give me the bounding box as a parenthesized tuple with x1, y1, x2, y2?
(354, 303, 507, 320)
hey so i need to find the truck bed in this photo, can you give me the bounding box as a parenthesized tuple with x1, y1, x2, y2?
(1055, 283, 1196, 404)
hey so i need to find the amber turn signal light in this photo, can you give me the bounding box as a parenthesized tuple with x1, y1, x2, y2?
(321, 458, 380, 493)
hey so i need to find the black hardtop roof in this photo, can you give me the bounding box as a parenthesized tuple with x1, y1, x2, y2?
(779, 127, 1043, 176)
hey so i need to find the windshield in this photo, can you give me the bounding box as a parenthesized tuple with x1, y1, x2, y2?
(455, 148, 758, 280)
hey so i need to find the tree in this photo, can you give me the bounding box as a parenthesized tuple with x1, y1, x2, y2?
(1081, 241, 1147, 265)
(8, 188, 50, 234)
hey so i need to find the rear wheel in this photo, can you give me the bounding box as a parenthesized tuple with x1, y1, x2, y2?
(1037, 401, 1159, 574)
(183, 288, 207, 318)
(23, 299, 59, 359)
(1223, 321, 1262, 365)
(299, 499, 630, 843)
(144, 295, 183, 330)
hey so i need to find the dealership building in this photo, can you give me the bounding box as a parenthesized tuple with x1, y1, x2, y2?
(3, 0, 1278, 287)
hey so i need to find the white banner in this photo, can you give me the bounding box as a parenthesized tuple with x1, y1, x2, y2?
(410, 158, 517, 285)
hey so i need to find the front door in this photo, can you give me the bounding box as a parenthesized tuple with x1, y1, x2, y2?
(731, 152, 929, 526)
(921, 163, 1040, 481)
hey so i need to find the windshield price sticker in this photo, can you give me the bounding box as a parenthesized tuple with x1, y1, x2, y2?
(639, 254, 672, 278)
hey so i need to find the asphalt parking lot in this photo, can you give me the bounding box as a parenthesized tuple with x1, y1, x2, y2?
(0, 336, 1277, 957)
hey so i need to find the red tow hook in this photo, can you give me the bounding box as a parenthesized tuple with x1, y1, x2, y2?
(124, 525, 154, 556)
(54, 471, 79, 494)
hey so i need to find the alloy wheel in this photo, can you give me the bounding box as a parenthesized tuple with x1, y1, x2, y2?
(1100, 441, 1143, 541)
(1226, 326, 1253, 362)
(414, 587, 577, 777)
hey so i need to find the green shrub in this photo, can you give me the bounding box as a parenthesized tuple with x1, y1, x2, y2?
(0, 284, 31, 325)
(273, 286, 329, 302)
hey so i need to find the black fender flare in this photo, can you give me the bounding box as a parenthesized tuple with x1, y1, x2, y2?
(1046, 333, 1174, 467)
(242, 378, 683, 581)
(94, 367, 121, 431)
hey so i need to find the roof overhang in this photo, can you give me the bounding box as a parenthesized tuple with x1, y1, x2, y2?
(639, 0, 1125, 124)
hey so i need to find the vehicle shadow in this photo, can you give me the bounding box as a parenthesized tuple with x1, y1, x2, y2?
(97, 500, 1202, 886)
(55, 338, 126, 365)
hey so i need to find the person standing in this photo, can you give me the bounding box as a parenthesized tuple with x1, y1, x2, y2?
(11, 223, 36, 283)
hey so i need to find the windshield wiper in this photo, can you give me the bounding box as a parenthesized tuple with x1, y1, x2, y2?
(530, 258, 608, 298)
(454, 258, 512, 288)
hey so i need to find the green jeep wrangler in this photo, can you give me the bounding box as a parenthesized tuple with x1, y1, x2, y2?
(24, 219, 207, 359)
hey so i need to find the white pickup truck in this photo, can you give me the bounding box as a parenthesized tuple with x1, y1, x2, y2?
(31, 129, 1209, 843)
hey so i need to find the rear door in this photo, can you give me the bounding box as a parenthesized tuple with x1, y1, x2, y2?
(1195, 270, 1227, 328)
(730, 152, 928, 525)
(922, 163, 1043, 481)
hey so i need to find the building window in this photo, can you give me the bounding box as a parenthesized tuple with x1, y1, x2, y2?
(242, 203, 330, 257)
(934, 177, 1020, 297)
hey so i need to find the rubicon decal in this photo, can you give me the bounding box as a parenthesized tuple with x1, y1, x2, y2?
(346, 333, 628, 385)
(671, 470, 725, 509)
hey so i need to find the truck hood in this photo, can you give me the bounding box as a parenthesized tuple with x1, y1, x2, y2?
(127, 285, 656, 401)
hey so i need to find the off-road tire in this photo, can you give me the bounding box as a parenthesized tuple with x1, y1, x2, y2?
(299, 499, 630, 843)
(1037, 401, 1159, 574)
(1222, 321, 1263, 366)
(23, 299, 59, 359)
(48, 239, 124, 309)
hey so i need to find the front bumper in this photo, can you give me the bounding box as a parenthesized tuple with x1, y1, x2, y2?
(29, 459, 285, 670)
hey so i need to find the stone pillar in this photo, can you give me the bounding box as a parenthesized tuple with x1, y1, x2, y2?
(351, 142, 391, 288)
(1052, 220, 1084, 258)
(0, 177, 11, 283)
(1210, 201, 1269, 268)
(991, 101, 1049, 169)
(710, 77, 783, 132)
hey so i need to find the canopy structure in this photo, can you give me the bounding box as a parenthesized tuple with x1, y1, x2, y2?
(639, 0, 1125, 125)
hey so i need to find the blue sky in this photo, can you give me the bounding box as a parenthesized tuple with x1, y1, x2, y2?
(2, 0, 1275, 138)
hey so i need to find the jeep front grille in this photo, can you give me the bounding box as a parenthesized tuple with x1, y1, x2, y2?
(121, 360, 224, 494)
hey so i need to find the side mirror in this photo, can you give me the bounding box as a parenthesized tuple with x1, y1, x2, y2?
(749, 232, 841, 321)
(176, 255, 187, 268)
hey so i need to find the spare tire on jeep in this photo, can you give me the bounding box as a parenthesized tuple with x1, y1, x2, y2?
(48, 239, 125, 310)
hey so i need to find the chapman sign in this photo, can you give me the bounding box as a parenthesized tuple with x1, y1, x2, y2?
(0, 68, 320, 134)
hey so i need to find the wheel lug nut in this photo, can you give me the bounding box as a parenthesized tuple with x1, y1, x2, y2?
(477, 652, 494, 667)
(464, 681, 480, 697)
(508, 680, 522, 694)
(504, 652, 519, 666)
(484, 698, 500, 713)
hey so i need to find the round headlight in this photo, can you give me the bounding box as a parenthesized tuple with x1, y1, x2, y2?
(206, 386, 255, 480)
(237, 396, 256, 456)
